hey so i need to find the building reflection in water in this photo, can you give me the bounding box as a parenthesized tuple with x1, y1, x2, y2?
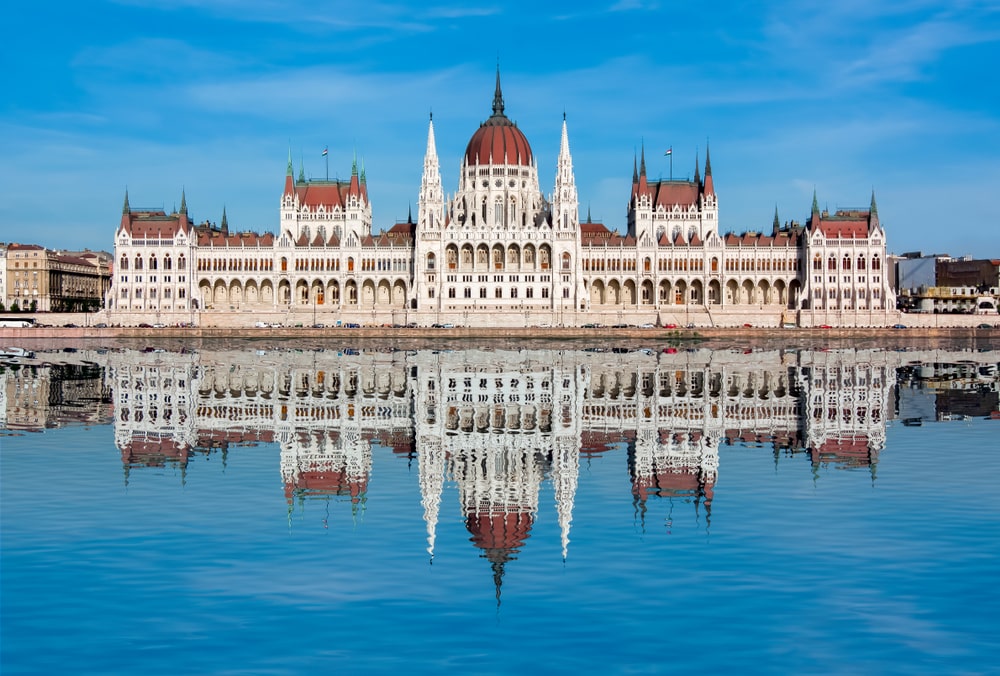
(3, 345, 997, 600)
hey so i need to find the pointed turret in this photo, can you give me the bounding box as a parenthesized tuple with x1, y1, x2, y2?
(809, 188, 821, 230)
(703, 143, 714, 195)
(869, 189, 880, 232)
(122, 188, 130, 215)
(638, 143, 648, 194)
(221, 205, 229, 233)
(418, 112, 444, 230)
(349, 152, 361, 198)
(284, 148, 295, 195)
(553, 112, 578, 231)
(772, 205, 780, 235)
(298, 157, 305, 183)
(360, 158, 368, 201)
(492, 64, 505, 117)
(694, 150, 701, 187)
(179, 188, 187, 216)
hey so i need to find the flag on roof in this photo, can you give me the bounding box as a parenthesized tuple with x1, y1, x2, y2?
(322, 147, 328, 156)
(664, 148, 672, 156)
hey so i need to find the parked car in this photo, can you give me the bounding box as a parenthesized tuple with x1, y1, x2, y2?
(663, 323, 678, 329)
(639, 323, 655, 329)
(819, 324, 833, 329)
(892, 324, 907, 329)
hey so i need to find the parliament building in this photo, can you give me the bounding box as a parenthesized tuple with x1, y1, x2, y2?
(107, 71, 896, 327)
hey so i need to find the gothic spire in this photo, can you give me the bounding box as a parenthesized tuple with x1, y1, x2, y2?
(286, 146, 293, 176)
(632, 154, 638, 184)
(221, 205, 228, 230)
(559, 113, 571, 159)
(773, 204, 780, 234)
(425, 111, 438, 163)
(298, 156, 305, 183)
(122, 188, 130, 215)
(179, 188, 187, 216)
(811, 188, 820, 217)
(492, 64, 505, 117)
(639, 143, 647, 178)
(703, 142, 714, 195)
(870, 189, 878, 217)
(694, 150, 701, 186)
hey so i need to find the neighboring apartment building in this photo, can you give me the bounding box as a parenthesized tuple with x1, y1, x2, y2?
(4, 243, 111, 312)
(0, 244, 6, 309)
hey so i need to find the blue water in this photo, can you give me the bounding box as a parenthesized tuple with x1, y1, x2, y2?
(2, 348, 999, 674)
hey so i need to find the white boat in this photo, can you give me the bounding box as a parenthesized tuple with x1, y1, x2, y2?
(1, 347, 35, 359)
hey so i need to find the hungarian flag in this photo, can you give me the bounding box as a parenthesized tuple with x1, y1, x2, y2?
(664, 148, 672, 156)
(322, 147, 328, 156)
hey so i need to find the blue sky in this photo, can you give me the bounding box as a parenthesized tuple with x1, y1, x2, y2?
(1, 0, 998, 256)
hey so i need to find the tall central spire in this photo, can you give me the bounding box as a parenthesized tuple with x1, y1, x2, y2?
(492, 65, 505, 117)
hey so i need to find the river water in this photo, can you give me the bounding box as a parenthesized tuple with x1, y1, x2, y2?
(2, 342, 998, 673)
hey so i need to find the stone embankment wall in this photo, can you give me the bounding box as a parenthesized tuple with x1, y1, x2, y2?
(3, 325, 998, 344)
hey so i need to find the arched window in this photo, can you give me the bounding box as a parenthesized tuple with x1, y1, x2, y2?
(843, 256, 851, 270)
(562, 252, 571, 271)
(872, 256, 881, 270)
(426, 253, 436, 270)
(135, 256, 143, 270)
(150, 256, 158, 270)
(164, 255, 172, 270)
(119, 256, 129, 270)
(281, 257, 288, 272)
(827, 256, 836, 270)
(644, 257, 651, 272)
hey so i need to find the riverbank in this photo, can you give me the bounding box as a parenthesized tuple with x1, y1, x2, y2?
(3, 324, 998, 350)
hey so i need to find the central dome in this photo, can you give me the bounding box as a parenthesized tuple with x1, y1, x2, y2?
(463, 71, 533, 167)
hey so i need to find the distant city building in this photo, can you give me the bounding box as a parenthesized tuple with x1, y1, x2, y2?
(4, 243, 111, 312)
(107, 71, 896, 327)
(0, 244, 7, 310)
(895, 254, 999, 315)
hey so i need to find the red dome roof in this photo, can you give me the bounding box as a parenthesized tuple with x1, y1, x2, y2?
(463, 70, 533, 167)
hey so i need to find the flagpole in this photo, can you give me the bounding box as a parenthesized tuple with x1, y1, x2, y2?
(325, 147, 329, 181)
